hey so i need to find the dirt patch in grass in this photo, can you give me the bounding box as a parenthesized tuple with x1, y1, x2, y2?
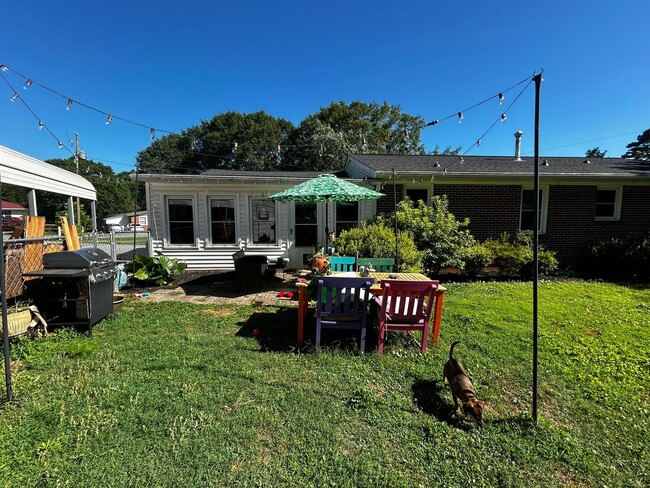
(201, 309, 237, 318)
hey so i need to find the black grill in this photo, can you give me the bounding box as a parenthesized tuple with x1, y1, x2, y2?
(24, 248, 116, 334)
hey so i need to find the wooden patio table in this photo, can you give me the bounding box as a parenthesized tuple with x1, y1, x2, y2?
(295, 271, 446, 347)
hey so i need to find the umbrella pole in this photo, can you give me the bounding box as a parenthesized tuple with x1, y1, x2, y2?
(324, 202, 329, 254)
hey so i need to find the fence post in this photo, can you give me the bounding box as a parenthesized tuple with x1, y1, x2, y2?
(110, 230, 117, 261)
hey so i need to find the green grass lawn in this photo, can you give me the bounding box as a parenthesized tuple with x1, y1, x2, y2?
(1, 281, 648, 487)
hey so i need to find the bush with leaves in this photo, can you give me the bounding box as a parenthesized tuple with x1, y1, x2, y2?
(588, 231, 650, 281)
(333, 223, 422, 272)
(483, 233, 558, 277)
(126, 251, 187, 286)
(375, 196, 476, 274)
(461, 243, 495, 277)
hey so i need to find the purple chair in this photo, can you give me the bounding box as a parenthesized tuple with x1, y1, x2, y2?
(315, 276, 373, 353)
(374, 280, 439, 354)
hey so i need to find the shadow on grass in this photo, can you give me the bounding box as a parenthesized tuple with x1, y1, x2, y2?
(236, 308, 378, 354)
(411, 378, 473, 431)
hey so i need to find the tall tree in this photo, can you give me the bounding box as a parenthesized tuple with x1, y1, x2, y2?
(585, 147, 607, 158)
(137, 111, 295, 174)
(287, 101, 426, 171)
(622, 129, 650, 161)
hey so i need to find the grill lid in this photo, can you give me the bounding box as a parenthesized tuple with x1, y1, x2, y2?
(43, 248, 113, 269)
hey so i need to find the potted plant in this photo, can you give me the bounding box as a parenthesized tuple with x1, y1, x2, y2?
(1, 301, 47, 338)
(310, 244, 330, 274)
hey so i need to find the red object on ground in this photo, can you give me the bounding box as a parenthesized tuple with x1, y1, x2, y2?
(252, 328, 260, 337)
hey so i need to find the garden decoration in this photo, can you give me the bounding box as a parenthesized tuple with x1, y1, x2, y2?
(269, 173, 383, 252)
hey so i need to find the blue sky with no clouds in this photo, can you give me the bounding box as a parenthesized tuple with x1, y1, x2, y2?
(1, 0, 648, 172)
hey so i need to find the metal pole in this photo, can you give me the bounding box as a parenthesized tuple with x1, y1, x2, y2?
(133, 166, 139, 255)
(532, 72, 543, 425)
(75, 133, 81, 227)
(393, 169, 399, 271)
(0, 174, 13, 402)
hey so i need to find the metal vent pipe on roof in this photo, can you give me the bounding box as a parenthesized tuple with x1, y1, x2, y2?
(514, 131, 523, 161)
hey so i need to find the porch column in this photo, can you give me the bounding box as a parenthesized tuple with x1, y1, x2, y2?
(67, 196, 75, 225)
(90, 201, 97, 231)
(27, 189, 38, 216)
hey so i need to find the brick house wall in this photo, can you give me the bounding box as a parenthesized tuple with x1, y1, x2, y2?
(386, 182, 650, 268)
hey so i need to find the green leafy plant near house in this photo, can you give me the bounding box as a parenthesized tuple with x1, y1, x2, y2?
(375, 196, 476, 274)
(588, 230, 650, 281)
(482, 233, 558, 277)
(334, 223, 422, 272)
(126, 251, 187, 286)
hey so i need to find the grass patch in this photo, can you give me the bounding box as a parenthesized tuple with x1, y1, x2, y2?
(1, 281, 648, 486)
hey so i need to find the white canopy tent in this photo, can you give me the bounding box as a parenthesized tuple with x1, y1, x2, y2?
(1, 144, 97, 402)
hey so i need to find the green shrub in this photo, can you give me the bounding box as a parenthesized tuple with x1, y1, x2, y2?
(334, 223, 422, 272)
(484, 233, 558, 277)
(375, 196, 476, 274)
(126, 251, 187, 286)
(588, 231, 650, 281)
(461, 243, 494, 277)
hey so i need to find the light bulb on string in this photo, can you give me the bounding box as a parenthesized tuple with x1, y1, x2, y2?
(66, 98, 73, 110)
(38, 120, 44, 130)
(58, 141, 63, 150)
(457, 112, 463, 124)
(476, 139, 481, 147)
(23, 79, 33, 90)
(498, 93, 504, 105)
(501, 113, 507, 122)
(0, 65, 8, 72)
(150, 128, 156, 140)
(105, 114, 113, 125)
(10, 93, 18, 102)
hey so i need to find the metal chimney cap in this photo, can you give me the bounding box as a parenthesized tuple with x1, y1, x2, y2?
(514, 130, 523, 137)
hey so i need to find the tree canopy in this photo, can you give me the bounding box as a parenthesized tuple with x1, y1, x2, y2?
(585, 147, 607, 158)
(622, 129, 650, 161)
(136, 102, 427, 174)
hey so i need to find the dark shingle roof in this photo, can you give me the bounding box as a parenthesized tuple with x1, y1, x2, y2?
(200, 169, 349, 179)
(348, 154, 650, 178)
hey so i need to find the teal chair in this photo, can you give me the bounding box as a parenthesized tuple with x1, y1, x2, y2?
(361, 257, 395, 272)
(329, 256, 356, 272)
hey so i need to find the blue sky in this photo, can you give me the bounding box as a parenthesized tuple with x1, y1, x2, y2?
(1, 1, 648, 173)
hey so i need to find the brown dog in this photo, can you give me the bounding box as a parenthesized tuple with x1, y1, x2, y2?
(443, 341, 485, 426)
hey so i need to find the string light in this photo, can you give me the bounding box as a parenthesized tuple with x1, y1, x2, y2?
(58, 141, 63, 149)
(501, 113, 507, 122)
(38, 120, 44, 130)
(10, 92, 18, 102)
(23, 79, 33, 90)
(0, 65, 8, 72)
(426, 120, 439, 127)
(66, 98, 73, 110)
(150, 128, 156, 140)
(498, 93, 504, 105)
(105, 114, 113, 125)
(457, 112, 463, 123)
(476, 139, 481, 147)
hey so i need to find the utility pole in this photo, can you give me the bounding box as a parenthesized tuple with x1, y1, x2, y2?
(75, 133, 81, 226)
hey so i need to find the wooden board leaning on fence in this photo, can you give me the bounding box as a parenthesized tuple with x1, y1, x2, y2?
(60, 216, 80, 250)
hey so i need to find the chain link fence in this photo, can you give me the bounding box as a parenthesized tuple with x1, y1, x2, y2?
(3, 231, 149, 301)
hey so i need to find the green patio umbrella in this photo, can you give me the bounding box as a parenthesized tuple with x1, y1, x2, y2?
(269, 173, 383, 252)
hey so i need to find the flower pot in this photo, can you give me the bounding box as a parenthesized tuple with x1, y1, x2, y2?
(310, 256, 330, 274)
(113, 294, 125, 313)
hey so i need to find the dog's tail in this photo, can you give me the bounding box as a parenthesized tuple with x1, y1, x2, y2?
(449, 340, 461, 360)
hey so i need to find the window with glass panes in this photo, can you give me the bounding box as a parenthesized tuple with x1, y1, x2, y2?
(251, 199, 276, 243)
(520, 189, 543, 232)
(595, 189, 617, 219)
(210, 199, 236, 244)
(294, 203, 317, 247)
(335, 201, 358, 235)
(405, 188, 428, 204)
(167, 198, 194, 245)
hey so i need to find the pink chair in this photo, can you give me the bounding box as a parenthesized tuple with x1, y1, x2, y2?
(374, 280, 439, 354)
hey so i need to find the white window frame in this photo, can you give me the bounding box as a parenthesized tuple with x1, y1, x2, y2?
(595, 187, 622, 221)
(249, 197, 278, 246)
(207, 196, 239, 247)
(519, 186, 548, 234)
(165, 195, 197, 247)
